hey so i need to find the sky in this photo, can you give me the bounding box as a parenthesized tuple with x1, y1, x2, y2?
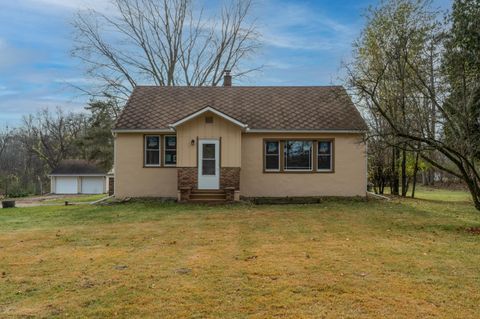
(0, 0, 452, 126)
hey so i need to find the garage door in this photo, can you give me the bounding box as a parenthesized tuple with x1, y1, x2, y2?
(81, 177, 104, 194)
(55, 177, 78, 194)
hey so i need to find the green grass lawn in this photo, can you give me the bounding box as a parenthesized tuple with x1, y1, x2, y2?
(377, 185, 473, 203)
(413, 185, 472, 202)
(1, 191, 479, 318)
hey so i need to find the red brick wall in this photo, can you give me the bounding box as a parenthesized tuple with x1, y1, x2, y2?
(178, 167, 240, 190)
(108, 177, 114, 195)
(178, 167, 198, 189)
(220, 167, 240, 190)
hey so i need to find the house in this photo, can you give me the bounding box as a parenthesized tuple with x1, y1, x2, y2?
(112, 73, 367, 201)
(49, 160, 111, 195)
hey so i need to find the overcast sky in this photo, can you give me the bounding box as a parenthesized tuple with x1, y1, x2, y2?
(0, 0, 452, 126)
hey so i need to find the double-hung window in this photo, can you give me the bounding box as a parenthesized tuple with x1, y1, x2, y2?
(317, 141, 333, 171)
(284, 140, 313, 171)
(145, 135, 160, 166)
(265, 141, 280, 171)
(164, 136, 177, 166)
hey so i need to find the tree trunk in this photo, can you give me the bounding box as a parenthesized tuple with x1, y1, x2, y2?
(401, 149, 408, 196)
(464, 177, 480, 211)
(391, 146, 400, 195)
(411, 151, 420, 198)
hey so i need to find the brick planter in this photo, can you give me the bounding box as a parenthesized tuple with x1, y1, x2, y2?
(179, 187, 192, 201)
(220, 167, 240, 190)
(178, 167, 198, 190)
(224, 187, 235, 201)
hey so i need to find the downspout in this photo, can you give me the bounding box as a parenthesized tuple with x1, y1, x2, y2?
(365, 135, 369, 195)
(112, 131, 117, 198)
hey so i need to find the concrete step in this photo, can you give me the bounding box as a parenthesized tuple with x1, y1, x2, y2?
(189, 189, 227, 202)
(188, 198, 228, 203)
(191, 189, 226, 194)
(190, 194, 227, 200)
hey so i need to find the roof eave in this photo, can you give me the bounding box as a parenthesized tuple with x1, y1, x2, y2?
(245, 129, 367, 134)
(112, 128, 175, 133)
(48, 174, 107, 177)
(112, 128, 367, 134)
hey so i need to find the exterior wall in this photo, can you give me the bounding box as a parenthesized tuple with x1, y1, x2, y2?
(176, 112, 242, 167)
(240, 133, 367, 197)
(114, 130, 366, 198)
(114, 133, 177, 198)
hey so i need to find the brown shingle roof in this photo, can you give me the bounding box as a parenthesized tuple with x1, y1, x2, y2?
(114, 86, 367, 131)
(50, 160, 107, 175)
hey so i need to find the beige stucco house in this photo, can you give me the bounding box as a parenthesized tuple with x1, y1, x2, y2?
(112, 74, 367, 202)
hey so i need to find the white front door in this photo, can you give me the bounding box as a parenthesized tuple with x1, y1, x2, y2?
(198, 139, 220, 189)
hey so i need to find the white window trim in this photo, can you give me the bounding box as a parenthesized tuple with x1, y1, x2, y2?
(284, 140, 313, 172)
(163, 135, 177, 167)
(144, 135, 161, 167)
(264, 141, 280, 172)
(317, 141, 333, 172)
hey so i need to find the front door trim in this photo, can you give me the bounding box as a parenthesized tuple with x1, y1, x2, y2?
(198, 139, 220, 189)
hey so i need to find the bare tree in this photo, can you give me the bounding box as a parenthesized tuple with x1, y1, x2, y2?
(348, 0, 480, 210)
(72, 0, 261, 101)
(0, 127, 11, 159)
(20, 109, 88, 171)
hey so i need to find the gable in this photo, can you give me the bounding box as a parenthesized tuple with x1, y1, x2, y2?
(175, 111, 242, 167)
(170, 106, 248, 129)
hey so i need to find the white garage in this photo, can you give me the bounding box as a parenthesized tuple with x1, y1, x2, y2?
(50, 159, 109, 195)
(55, 177, 78, 194)
(81, 177, 105, 194)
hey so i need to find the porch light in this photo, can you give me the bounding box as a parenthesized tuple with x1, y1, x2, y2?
(191, 139, 195, 145)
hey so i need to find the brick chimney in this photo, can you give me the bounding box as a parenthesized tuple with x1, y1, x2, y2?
(223, 70, 232, 87)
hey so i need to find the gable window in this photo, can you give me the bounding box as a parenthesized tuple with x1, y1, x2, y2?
(265, 141, 280, 171)
(318, 141, 333, 171)
(164, 135, 177, 166)
(145, 135, 160, 166)
(284, 141, 312, 171)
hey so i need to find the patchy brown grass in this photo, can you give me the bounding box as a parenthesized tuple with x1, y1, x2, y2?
(0, 196, 480, 318)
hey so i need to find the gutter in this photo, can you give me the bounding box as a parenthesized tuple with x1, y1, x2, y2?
(48, 174, 108, 177)
(245, 129, 367, 134)
(111, 128, 175, 133)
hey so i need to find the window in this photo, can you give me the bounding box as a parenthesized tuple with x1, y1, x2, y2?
(164, 136, 177, 166)
(317, 141, 332, 171)
(284, 140, 312, 171)
(263, 139, 334, 173)
(265, 141, 280, 171)
(145, 135, 160, 166)
(202, 143, 216, 175)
